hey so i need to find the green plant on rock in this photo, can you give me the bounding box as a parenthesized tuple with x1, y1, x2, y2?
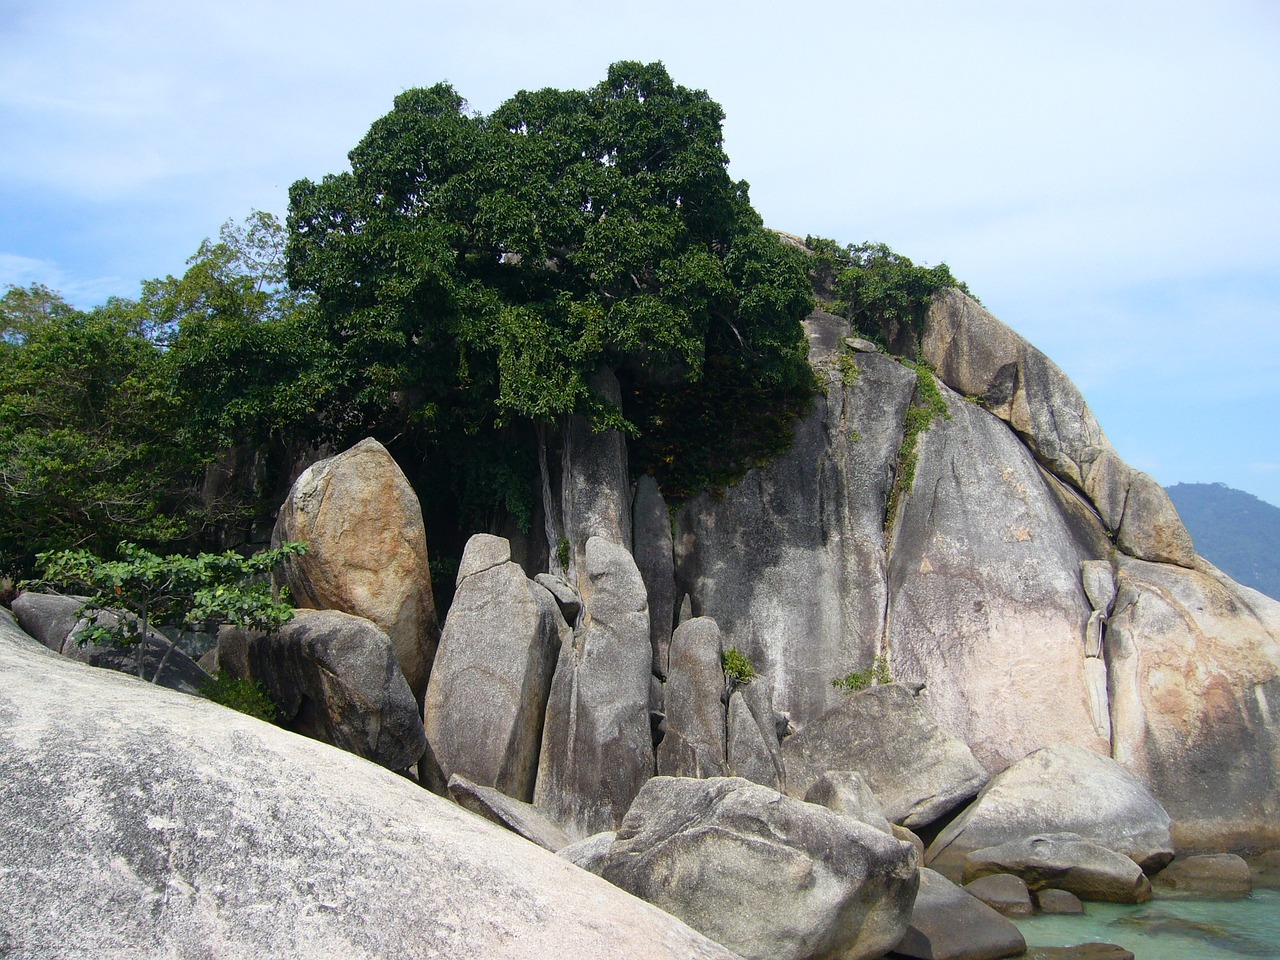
(201, 673, 280, 722)
(837, 348, 861, 387)
(721, 647, 756, 687)
(885, 361, 951, 530)
(832, 653, 892, 692)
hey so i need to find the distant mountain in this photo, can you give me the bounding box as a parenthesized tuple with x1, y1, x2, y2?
(1165, 483, 1280, 600)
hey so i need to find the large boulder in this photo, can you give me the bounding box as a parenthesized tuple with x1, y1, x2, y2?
(423, 535, 567, 801)
(633, 475, 676, 679)
(781, 683, 988, 829)
(1106, 556, 1280, 852)
(1151, 854, 1252, 898)
(655, 617, 727, 778)
(0, 618, 739, 960)
(272, 437, 439, 700)
(803, 770, 894, 836)
(600, 776, 920, 960)
(926, 744, 1173, 877)
(963, 834, 1153, 904)
(218, 608, 426, 771)
(535, 537, 655, 839)
(892, 868, 1026, 960)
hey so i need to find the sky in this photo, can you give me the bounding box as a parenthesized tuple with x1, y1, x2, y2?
(2, 0, 1278, 507)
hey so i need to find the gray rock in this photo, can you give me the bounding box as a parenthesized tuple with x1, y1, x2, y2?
(535, 537, 654, 839)
(926, 744, 1173, 877)
(447, 774, 572, 852)
(1081, 560, 1116, 613)
(534, 573, 582, 625)
(10, 591, 84, 651)
(0, 623, 739, 960)
(963, 833, 1153, 904)
(1106, 556, 1280, 853)
(557, 831, 616, 875)
(424, 536, 567, 801)
(726, 680, 786, 789)
(782, 683, 988, 829)
(656, 617, 727, 778)
(633, 475, 676, 677)
(961, 874, 1033, 916)
(455, 532, 511, 582)
(1249, 849, 1280, 888)
(893, 868, 1026, 960)
(803, 771, 894, 835)
(1034, 888, 1084, 914)
(272, 437, 440, 700)
(1023, 948, 1133, 960)
(601, 776, 919, 960)
(1152, 854, 1252, 898)
(219, 608, 426, 771)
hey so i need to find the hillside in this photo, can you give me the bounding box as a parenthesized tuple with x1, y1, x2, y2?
(1166, 482, 1280, 600)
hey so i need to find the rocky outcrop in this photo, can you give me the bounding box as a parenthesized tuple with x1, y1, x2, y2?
(272, 437, 439, 700)
(963, 834, 1153, 904)
(1106, 556, 1280, 852)
(893, 869, 1026, 960)
(600, 776, 920, 960)
(782, 683, 988, 829)
(0, 619, 739, 960)
(424, 534, 567, 801)
(926, 744, 1173, 877)
(219, 608, 426, 771)
(535, 537, 654, 838)
(655, 617, 727, 778)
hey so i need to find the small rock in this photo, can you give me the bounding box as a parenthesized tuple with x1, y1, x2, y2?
(447, 775, 572, 852)
(962, 873, 1033, 916)
(1152, 854, 1252, 898)
(963, 833, 1152, 904)
(1034, 888, 1084, 914)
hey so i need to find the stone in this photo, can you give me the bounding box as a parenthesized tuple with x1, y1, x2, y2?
(1034, 888, 1084, 914)
(726, 680, 786, 789)
(892, 868, 1026, 960)
(633, 475, 676, 677)
(0, 623, 739, 960)
(1106, 556, 1280, 852)
(556, 831, 616, 876)
(272, 437, 439, 699)
(656, 617, 727, 778)
(962, 874, 1033, 916)
(218, 608, 426, 771)
(1081, 560, 1116, 613)
(534, 573, 582, 625)
(447, 774, 572, 852)
(1151, 854, 1252, 897)
(535, 537, 654, 839)
(1022, 948, 1133, 960)
(782, 683, 988, 829)
(12, 591, 211, 694)
(424, 536, 567, 801)
(926, 744, 1173, 877)
(963, 834, 1153, 904)
(803, 770, 894, 835)
(601, 776, 919, 960)
(1249, 849, 1280, 888)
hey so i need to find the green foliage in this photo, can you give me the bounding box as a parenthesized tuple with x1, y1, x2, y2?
(201, 673, 279, 723)
(838, 348, 861, 387)
(30, 541, 305, 682)
(832, 653, 892, 692)
(885, 363, 951, 529)
(556, 537, 571, 571)
(721, 647, 756, 686)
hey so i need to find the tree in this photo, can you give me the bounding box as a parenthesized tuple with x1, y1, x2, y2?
(31, 540, 305, 683)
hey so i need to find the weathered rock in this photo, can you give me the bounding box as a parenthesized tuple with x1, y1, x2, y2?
(804, 771, 894, 835)
(1249, 849, 1280, 887)
(892, 868, 1026, 960)
(962, 874, 1033, 917)
(1106, 556, 1280, 852)
(1034, 888, 1084, 914)
(782, 683, 988, 829)
(963, 834, 1153, 904)
(272, 437, 439, 699)
(601, 776, 919, 960)
(926, 744, 1173, 877)
(919, 287, 1195, 568)
(424, 535, 566, 801)
(535, 537, 654, 839)
(1081, 560, 1117, 613)
(447, 774, 572, 852)
(219, 608, 426, 771)
(534, 573, 582, 626)
(1151, 854, 1252, 898)
(885, 386, 1111, 770)
(633, 475, 676, 677)
(656, 617, 727, 778)
(557, 831, 616, 875)
(12, 591, 211, 694)
(726, 680, 787, 789)
(1022, 947, 1133, 960)
(0, 622, 739, 960)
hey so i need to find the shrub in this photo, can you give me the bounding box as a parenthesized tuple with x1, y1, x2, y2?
(832, 653, 892, 693)
(722, 647, 756, 686)
(201, 673, 279, 723)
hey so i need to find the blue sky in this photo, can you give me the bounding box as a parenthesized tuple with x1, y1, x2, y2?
(3, 0, 1278, 507)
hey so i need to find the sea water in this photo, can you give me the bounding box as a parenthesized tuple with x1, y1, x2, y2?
(1012, 888, 1280, 959)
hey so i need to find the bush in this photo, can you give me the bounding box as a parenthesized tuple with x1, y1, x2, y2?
(202, 673, 279, 723)
(832, 653, 892, 693)
(722, 647, 756, 686)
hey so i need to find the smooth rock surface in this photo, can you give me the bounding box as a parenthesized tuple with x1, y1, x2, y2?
(633, 475, 676, 678)
(219, 608, 426, 771)
(961, 874, 1033, 916)
(1034, 888, 1084, 914)
(557, 831, 616, 876)
(926, 744, 1173, 876)
(0, 618, 741, 960)
(656, 617, 727, 778)
(892, 868, 1026, 960)
(804, 770, 894, 835)
(1151, 854, 1252, 897)
(726, 680, 787, 789)
(601, 776, 919, 960)
(447, 774, 572, 852)
(272, 437, 439, 699)
(963, 834, 1153, 904)
(782, 683, 988, 829)
(425, 536, 566, 801)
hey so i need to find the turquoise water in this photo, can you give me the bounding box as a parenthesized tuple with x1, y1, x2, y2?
(1013, 888, 1280, 960)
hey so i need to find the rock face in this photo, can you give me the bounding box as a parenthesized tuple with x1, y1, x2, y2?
(963, 834, 1153, 904)
(633, 475, 676, 679)
(600, 776, 920, 960)
(535, 537, 655, 838)
(655, 617, 727, 778)
(219, 608, 427, 771)
(893, 869, 1026, 960)
(1106, 556, 1280, 852)
(781, 683, 988, 829)
(273, 437, 439, 700)
(926, 744, 1174, 876)
(424, 534, 567, 801)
